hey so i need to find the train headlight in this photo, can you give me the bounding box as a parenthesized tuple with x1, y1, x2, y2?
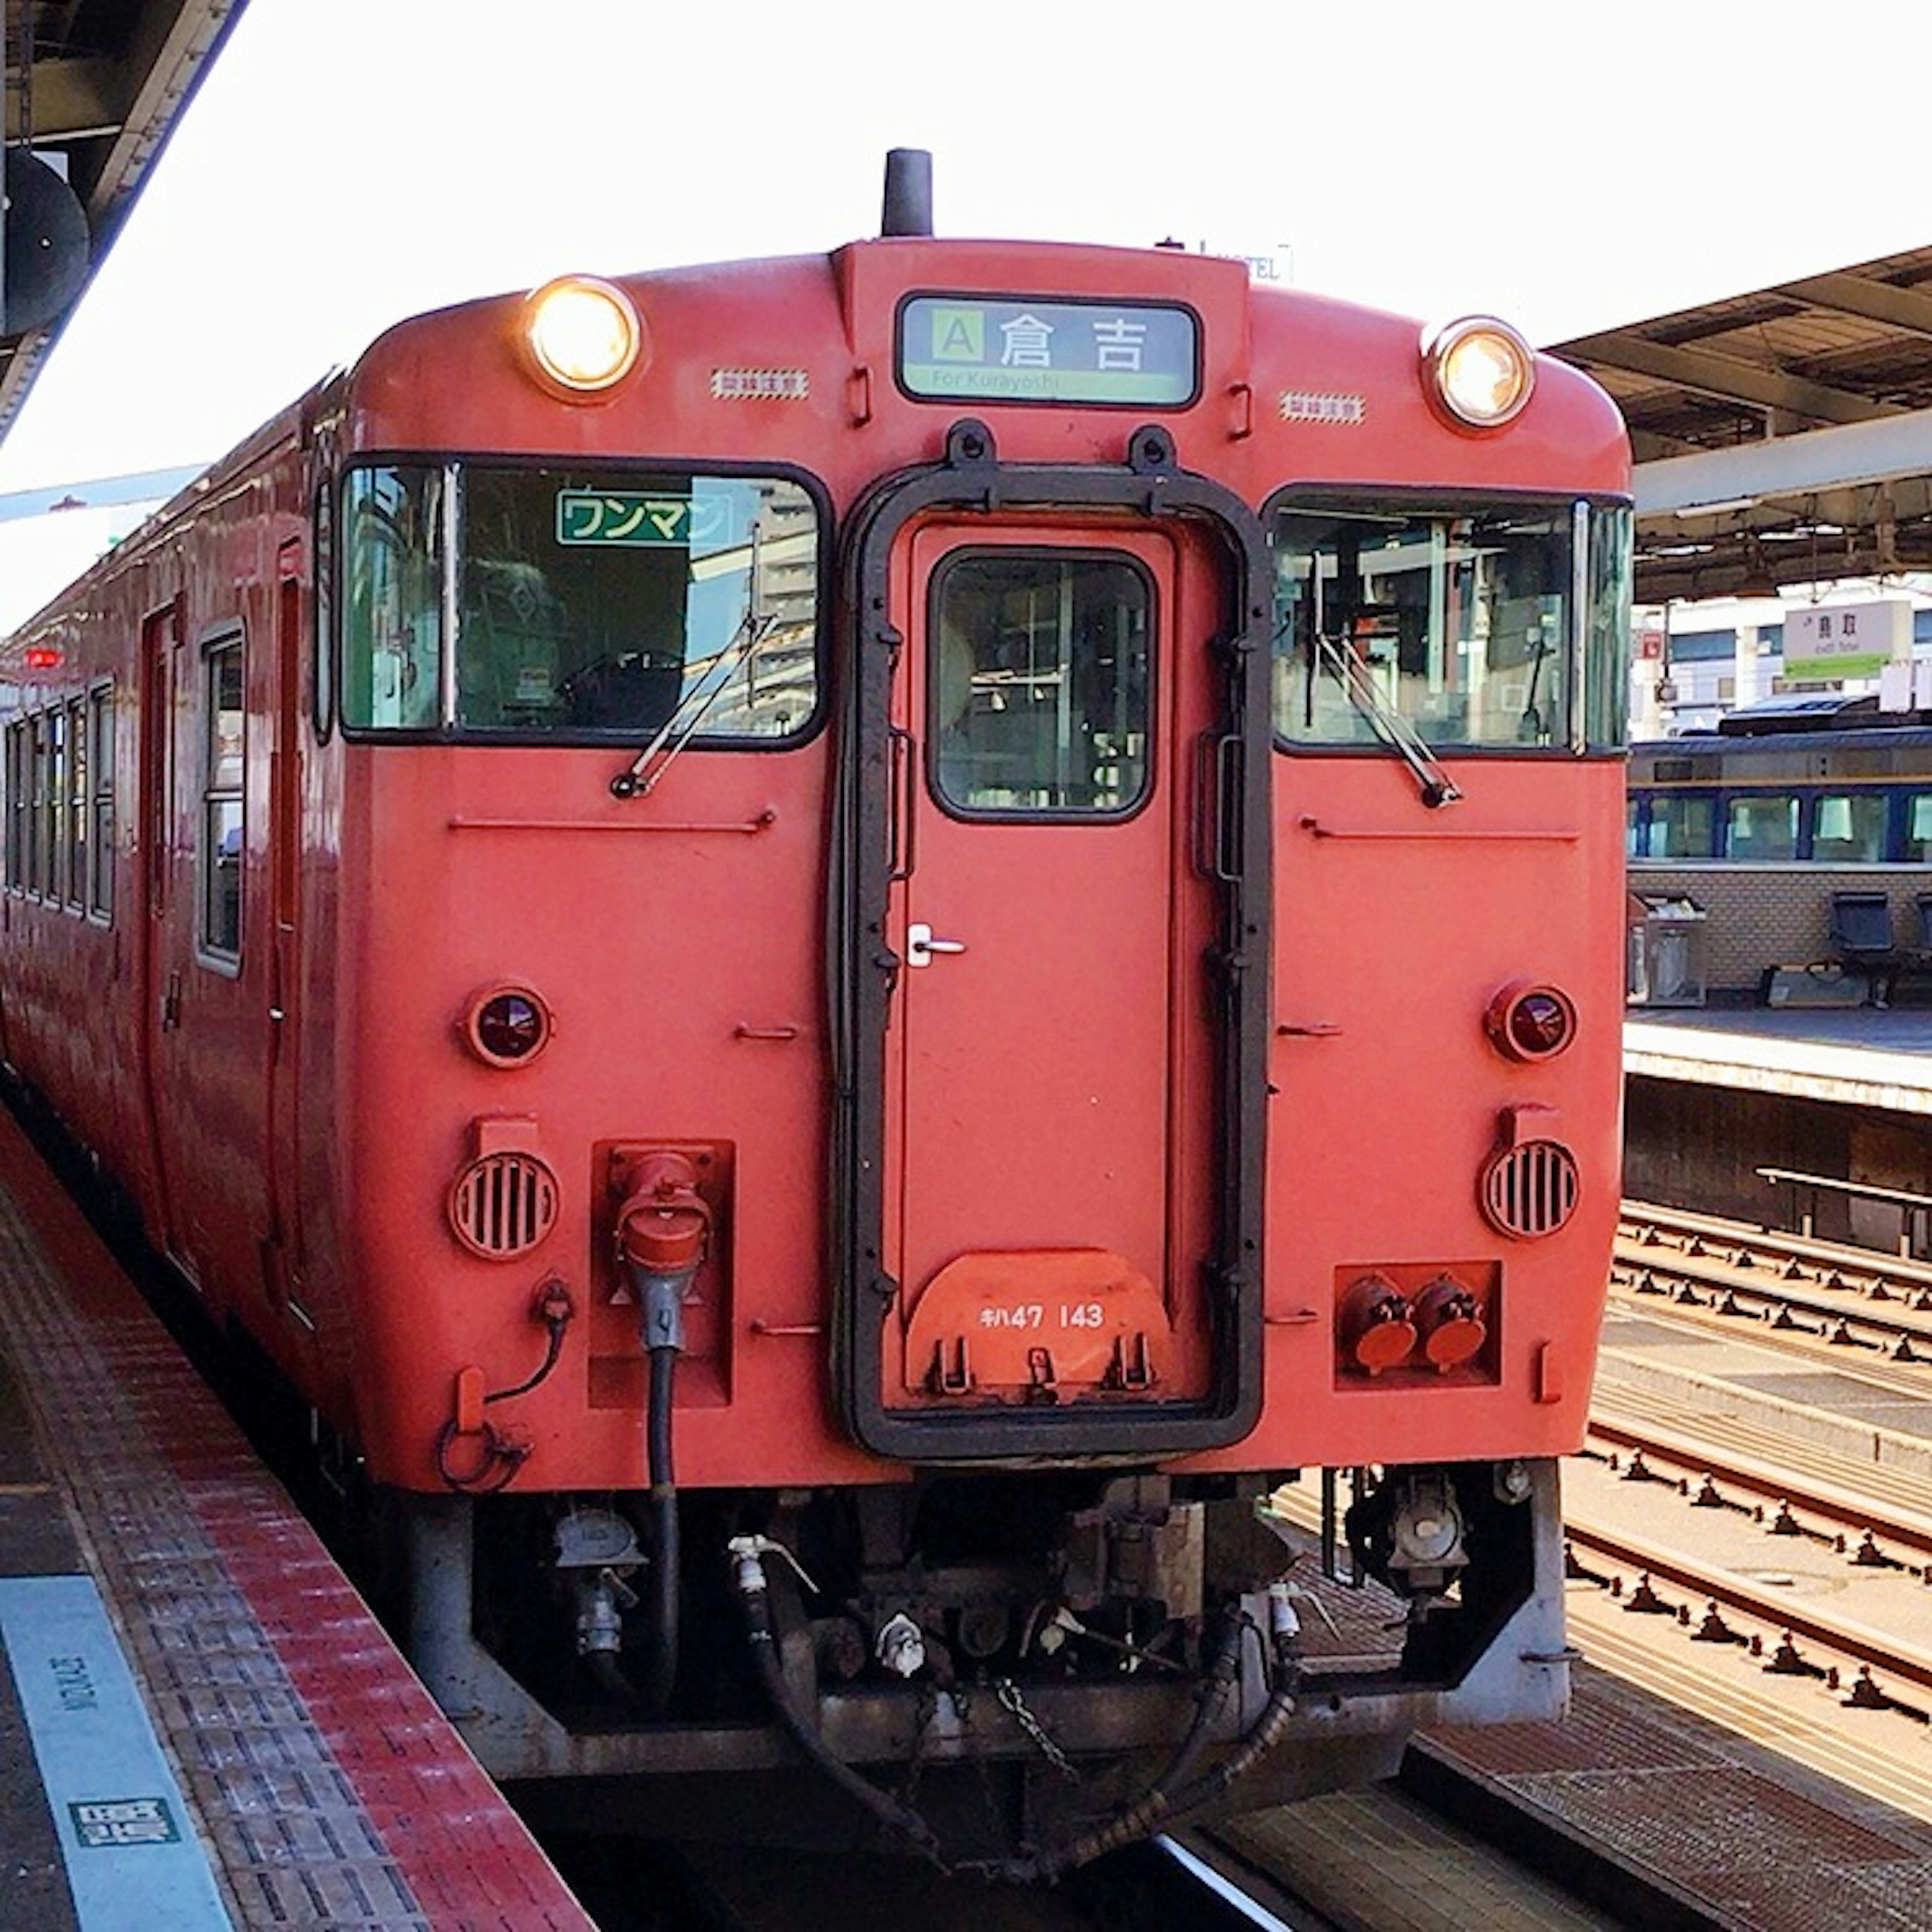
(1423, 316, 1535, 428)
(521, 275, 644, 395)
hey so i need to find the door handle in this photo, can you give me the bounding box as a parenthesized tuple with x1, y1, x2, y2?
(906, 921, 967, 968)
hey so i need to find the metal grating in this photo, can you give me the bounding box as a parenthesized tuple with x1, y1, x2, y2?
(1480, 1140, 1580, 1241)
(448, 1151, 560, 1259)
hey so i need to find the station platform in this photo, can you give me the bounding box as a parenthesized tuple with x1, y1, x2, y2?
(1626, 1006, 1932, 1115)
(0, 1107, 596, 1931)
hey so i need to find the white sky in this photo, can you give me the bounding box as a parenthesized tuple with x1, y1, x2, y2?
(6, 0, 1932, 629)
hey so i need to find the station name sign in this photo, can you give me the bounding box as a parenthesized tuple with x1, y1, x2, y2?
(898, 294, 1198, 407)
(1784, 598, 1911, 683)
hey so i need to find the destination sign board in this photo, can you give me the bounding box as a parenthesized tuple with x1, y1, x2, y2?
(898, 295, 1197, 407)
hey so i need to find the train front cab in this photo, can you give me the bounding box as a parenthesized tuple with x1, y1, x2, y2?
(312, 253, 1631, 1865)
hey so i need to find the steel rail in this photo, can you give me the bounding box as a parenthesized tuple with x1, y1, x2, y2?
(1621, 1198, 1932, 1295)
(1564, 1519, 1932, 1704)
(1610, 1246, 1932, 1357)
(1585, 1411, 1932, 1561)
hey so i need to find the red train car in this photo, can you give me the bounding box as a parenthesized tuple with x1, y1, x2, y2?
(1, 156, 1630, 1870)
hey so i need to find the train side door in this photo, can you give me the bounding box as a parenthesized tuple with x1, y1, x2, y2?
(262, 542, 305, 1305)
(835, 458, 1270, 1463)
(136, 605, 181, 1257)
(140, 613, 261, 1295)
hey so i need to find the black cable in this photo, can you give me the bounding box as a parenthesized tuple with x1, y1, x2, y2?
(644, 1344, 680, 1716)
(736, 1569, 944, 1866)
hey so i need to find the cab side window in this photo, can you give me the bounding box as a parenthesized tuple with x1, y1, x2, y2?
(201, 635, 245, 960)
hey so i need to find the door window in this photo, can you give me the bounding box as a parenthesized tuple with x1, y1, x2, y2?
(201, 636, 245, 960)
(928, 550, 1151, 817)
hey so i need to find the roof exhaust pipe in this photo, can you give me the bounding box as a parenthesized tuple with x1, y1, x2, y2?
(881, 148, 933, 238)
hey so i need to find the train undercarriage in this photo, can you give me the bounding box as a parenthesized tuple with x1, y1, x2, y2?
(404, 1457, 1569, 1872)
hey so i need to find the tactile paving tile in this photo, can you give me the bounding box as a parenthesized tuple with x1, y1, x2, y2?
(0, 1120, 592, 1929)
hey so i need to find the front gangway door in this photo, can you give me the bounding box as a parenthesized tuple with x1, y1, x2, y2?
(833, 431, 1271, 1461)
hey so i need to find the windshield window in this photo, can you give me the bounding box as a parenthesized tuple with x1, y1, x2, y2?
(1270, 499, 1628, 752)
(340, 463, 819, 740)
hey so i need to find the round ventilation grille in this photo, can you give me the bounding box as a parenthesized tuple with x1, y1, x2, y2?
(1480, 1139, 1580, 1241)
(449, 1152, 560, 1259)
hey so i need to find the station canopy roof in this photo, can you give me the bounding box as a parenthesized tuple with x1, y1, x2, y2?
(1547, 248, 1932, 606)
(7, 18, 1932, 618)
(2, 0, 244, 444)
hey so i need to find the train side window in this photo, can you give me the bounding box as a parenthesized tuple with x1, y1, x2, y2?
(4, 720, 22, 888)
(1812, 791, 1885, 864)
(65, 696, 86, 910)
(201, 636, 245, 961)
(927, 550, 1152, 817)
(46, 705, 67, 905)
(89, 685, 114, 921)
(1905, 793, 1932, 864)
(341, 465, 443, 731)
(1724, 793, 1798, 861)
(26, 715, 45, 897)
(1638, 794, 1713, 859)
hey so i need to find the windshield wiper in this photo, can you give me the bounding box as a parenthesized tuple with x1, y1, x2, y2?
(1308, 625, 1462, 809)
(611, 524, 778, 799)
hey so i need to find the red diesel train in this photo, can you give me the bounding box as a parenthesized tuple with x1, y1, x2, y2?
(0, 154, 1630, 1870)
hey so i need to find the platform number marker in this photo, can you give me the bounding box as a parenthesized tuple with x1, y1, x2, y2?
(0, 1574, 234, 1928)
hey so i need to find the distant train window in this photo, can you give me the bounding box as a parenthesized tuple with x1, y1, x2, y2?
(928, 550, 1151, 817)
(1906, 794, 1932, 863)
(1271, 497, 1624, 752)
(339, 462, 821, 743)
(201, 637, 245, 960)
(89, 686, 114, 920)
(1634, 794, 1714, 859)
(65, 696, 86, 910)
(341, 465, 444, 731)
(1811, 792, 1886, 864)
(1725, 793, 1798, 861)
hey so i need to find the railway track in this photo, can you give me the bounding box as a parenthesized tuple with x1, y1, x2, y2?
(1563, 1515, 1932, 1725)
(1578, 1201, 1932, 1827)
(1583, 1408, 1932, 1570)
(545, 1833, 1325, 1931)
(1613, 1199, 1932, 1383)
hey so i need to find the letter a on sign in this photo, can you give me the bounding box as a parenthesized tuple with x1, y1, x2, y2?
(932, 308, 984, 361)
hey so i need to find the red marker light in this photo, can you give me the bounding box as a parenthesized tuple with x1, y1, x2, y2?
(23, 646, 61, 669)
(1485, 982, 1577, 1062)
(461, 984, 553, 1066)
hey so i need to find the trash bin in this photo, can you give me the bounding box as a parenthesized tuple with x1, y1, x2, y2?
(1628, 894, 1707, 1007)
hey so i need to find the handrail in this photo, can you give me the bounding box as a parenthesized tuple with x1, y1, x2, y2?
(1757, 1164, 1932, 1258)
(1757, 1165, 1932, 1211)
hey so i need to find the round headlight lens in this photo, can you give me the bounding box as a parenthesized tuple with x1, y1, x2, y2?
(1426, 316, 1535, 428)
(522, 275, 642, 393)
